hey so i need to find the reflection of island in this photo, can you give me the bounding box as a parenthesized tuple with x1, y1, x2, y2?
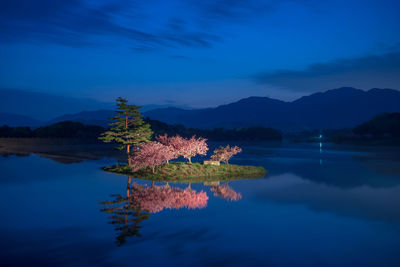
(209, 182, 242, 201)
(100, 177, 208, 245)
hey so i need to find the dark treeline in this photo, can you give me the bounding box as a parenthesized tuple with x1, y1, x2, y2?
(146, 118, 282, 141)
(0, 121, 104, 138)
(332, 113, 400, 145)
(285, 113, 400, 145)
(2, 113, 398, 144)
(0, 119, 283, 141)
(353, 113, 400, 138)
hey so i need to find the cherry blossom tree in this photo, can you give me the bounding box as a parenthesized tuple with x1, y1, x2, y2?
(156, 134, 181, 162)
(180, 136, 208, 163)
(132, 141, 175, 173)
(157, 134, 208, 164)
(210, 145, 242, 164)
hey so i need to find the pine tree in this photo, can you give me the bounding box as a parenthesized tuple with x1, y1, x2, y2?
(99, 97, 153, 165)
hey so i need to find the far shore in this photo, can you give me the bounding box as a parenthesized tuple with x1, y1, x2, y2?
(0, 138, 124, 163)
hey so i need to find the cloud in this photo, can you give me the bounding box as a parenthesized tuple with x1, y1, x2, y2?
(0, 0, 221, 49)
(194, 0, 275, 23)
(0, 0, 306, 50)
(253, 47, 400, 92)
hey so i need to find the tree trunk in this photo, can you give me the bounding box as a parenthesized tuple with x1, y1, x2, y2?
(126, 177, 132, 200)
(188, 157, 192, 164)
(127, 144, 131, 165)
(125, 115, 130, 164)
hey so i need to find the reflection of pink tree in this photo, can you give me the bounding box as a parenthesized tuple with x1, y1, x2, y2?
(132, 184, 208, 213)
(210, 183, 242, 201)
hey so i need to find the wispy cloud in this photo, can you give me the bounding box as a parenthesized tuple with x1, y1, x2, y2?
(0, 0, 282, 50)
(0, 0, 315, 51)
(253, 46, 400, 92)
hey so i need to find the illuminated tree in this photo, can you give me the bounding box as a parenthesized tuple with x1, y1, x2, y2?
(132, 141, 174, 173)
(157, 134, 208, 164)
(99, 97, 153, 165)
(210, 145, 242, 164)
(156, 134, 180, 162)
(180, 135, 209, 163)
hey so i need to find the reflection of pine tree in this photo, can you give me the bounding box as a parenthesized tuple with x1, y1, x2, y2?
(100, 177, 209, 245)
(99, 177, 150, 246)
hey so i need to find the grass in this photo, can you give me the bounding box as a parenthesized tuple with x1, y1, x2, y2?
(103, 162, 267, 182)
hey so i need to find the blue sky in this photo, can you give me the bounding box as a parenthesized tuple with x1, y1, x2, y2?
(1, 0, 400, 107)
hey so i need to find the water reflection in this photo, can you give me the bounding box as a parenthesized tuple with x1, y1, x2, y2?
(254, 173, 400, 224)
(100, 177, 213, 245)
(2, 146, 400, 265)
(99, 178, 149, 245)
(209, 182, 242, 201)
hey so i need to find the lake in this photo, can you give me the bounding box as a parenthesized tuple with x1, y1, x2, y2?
(1, 142, 400, 266)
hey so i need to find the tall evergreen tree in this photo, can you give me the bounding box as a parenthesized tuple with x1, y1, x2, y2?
(99, 97, 153, 165)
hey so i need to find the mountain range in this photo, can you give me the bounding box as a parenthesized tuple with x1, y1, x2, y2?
(144, 87, 400, 130)
(0, 89, 114, 121)
(1, 87, 400, 130)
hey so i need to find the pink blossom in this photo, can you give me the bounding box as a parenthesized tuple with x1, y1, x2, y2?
(210, 145, 242, 164)
(157, 134, 209, 163)
(132, 141, 175, 173)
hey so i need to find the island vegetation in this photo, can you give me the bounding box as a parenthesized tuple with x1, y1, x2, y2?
(100, 98, 266, 181)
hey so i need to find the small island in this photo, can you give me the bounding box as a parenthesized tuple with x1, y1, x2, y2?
(100, 98, 266, 181)
(104, 162, 266, 182)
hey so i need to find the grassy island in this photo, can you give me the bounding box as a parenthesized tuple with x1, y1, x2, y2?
(103, 162, 266, 182)
(99, 97, 266, 182)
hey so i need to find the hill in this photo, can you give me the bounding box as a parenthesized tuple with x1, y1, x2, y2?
(0, 89, 113, 121)
(144, 87, 400, 130)
(332, 113, 400, 145)
(0, 113, 42, 127)
(48, 110, 115, 127)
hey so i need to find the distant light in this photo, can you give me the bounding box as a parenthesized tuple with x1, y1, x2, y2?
(319, 134, 323, 139)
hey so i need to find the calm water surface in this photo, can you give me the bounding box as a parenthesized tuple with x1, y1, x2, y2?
(1, 142, 400, 266)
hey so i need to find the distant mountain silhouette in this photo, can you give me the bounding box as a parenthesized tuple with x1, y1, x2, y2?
(48, 110, 115, 127)
(0, 89, 114, 121)
(0, 113, 42, 127)
(0, 89, 191, 121)
(2, 87, 400, 130)
(144, 87, 400, 130)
